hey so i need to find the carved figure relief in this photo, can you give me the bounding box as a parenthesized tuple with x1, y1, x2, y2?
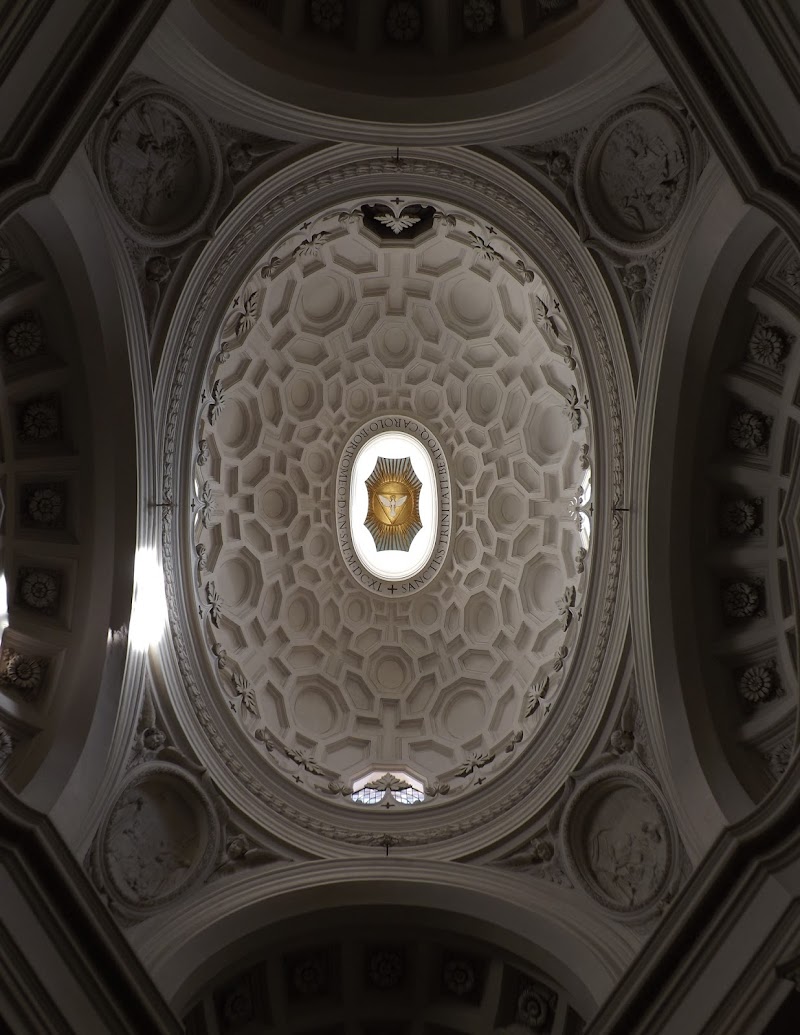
(97, 83, 222, 245)
(562, 771, 673, 913)
(577, 97, 693, 250)
(598, 118, 686, 235)
(107, 102, 198, 226)
(98, 765, 219, 909)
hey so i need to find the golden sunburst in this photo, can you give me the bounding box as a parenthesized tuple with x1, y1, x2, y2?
(364, 456, 423, 552)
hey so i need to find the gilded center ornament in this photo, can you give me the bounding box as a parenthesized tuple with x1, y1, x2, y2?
(364, 456, 422, 552)
(335, 417, 451, 596)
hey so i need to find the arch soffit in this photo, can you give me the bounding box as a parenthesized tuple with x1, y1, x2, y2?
(634, 162, 781, 857)
(135, 0, 657, 144)
(0, 170, 140, 829)
(130, 860, 639, 1018)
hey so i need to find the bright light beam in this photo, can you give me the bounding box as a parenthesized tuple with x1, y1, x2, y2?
(0, 573, 8, 638)
(129, 547, 167, 652)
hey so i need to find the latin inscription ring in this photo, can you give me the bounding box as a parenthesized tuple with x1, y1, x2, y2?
(336, 416, 451, 597)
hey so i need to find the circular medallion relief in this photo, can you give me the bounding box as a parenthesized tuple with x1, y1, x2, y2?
(336, 417, 451, 596)
(98, 86, 222, 245)
(97, 764, 220, 911)
(560, 770, 673, 914)
(576, 97, 692, 251)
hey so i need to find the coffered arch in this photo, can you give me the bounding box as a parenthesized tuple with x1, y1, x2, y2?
(135, 0, 658, 144)
(132, 860, 639, 1019)
(0, 162, 140, 835)
(634, 162, 798, 858)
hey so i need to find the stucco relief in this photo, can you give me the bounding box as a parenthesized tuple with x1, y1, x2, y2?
(561, 769, 674, 914)
(576, 95, 694, 251)
(96, 80, 223, 245)
(96, 763, 221, 913)
(0, 647, 47, 700)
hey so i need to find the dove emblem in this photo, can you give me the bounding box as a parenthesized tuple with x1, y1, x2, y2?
(378, 493, 408, 523)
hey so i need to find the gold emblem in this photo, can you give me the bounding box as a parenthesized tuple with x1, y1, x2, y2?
(364, 456, 422, 552)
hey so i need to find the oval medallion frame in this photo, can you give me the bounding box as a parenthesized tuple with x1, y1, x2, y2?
(559, 767, 677, 917)
(97, 83, 224, 247)
(336, 416, 452, 598)
(575, 95, 694, 253)
(95, 762, 222, 914)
